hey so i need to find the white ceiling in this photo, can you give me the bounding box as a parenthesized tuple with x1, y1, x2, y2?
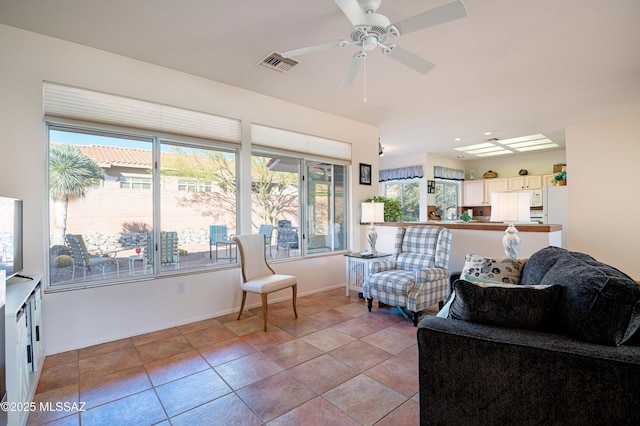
(1, 0, 639, 159)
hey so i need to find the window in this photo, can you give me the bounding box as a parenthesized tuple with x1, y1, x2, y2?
(48, 125, 238, 288)
(177, 179, 198, 192)
(120, 177, 152, 189)
(250, 153, 347, 259)
(382, 179, 420, 222)
(434, 179, 460, 220)
(306, 162, 347, 253)
(250, 124, 350, 259)
(178, 179, 214, 192)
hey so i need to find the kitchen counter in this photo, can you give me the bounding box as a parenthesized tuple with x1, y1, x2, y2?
(374, 221, 562, 233)
(361, 221, 563, 272)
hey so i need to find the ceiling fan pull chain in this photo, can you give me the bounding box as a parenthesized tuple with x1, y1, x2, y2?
(363, 54, 367, 103)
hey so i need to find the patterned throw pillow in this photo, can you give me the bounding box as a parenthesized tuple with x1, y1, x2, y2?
(461, 254, 527, 284)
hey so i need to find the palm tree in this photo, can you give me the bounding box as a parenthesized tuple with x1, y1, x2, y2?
(49, 144, 104, 245)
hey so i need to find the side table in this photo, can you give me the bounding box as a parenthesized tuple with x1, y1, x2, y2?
(128, 255, 145, 275)
(344, 252, 392, 297)
(215, 240, 237, 262)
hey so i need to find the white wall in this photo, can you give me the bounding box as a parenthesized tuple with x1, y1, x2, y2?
(0, 24, 379, 354)
(566, 113, 640, 279)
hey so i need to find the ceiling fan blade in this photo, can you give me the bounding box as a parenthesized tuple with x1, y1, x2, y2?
(339, 52, 366, 88)
(393, 0, 467, 35)
(281, 41, 342, 58)
(383, 45, 435, 74)
(334, 0, 368, 27)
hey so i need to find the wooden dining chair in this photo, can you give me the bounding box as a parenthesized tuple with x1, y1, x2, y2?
(233, 234, 298, 331)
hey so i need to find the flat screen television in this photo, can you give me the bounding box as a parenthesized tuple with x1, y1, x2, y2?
(0, 196, 23, 280)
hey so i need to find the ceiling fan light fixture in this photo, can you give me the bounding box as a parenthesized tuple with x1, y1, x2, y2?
(363, 35, 378, 50)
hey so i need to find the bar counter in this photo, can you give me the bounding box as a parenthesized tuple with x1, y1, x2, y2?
(361, 221, 563, 272)
(377, 221, 562, 233)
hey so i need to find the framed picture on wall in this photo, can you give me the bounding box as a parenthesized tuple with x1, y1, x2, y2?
(359, 163, 372, 185)
(427, 180, 435, 193)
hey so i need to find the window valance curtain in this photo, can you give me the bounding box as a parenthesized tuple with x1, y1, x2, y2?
(434, 166, 465, 180)
(379, 165, 423, 182)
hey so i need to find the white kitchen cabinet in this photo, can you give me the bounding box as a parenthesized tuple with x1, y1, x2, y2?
(509, 175, 543, 190)
(463, 178, 508, 206)
(543, 173, 557, 186)
(462, 180, 485, 206)
(484, 178, 508, 205)
(5, 275, 44, 426)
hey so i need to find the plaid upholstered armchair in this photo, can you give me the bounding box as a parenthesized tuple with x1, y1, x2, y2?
(363, 226, 452, 326)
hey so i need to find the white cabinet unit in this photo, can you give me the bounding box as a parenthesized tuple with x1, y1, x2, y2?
(463, 178, 508, 206)
(543, 173, 557, 187)
(485, 179, 508, 203)
(344, 252, 393, 296)
(462, 180, 485, 206)
(5, 275, 44, 426)
(508, 175, 543, 190)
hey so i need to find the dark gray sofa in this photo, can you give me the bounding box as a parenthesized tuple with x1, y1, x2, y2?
(417, 246, 640, 426)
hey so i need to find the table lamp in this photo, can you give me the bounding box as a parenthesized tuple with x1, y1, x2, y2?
(490, 191, 531, 259)
(361, 202, 385, 255)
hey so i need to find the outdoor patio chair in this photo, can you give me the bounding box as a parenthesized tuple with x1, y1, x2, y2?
(65, 233, 120, 282)
(144, 231, 180, 273)
(209, 224, 228, 260)
(258, 224, 274, 256)
(276, 220, 299, 255)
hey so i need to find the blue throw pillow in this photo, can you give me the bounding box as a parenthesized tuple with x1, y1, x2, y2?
(448, 279, 561, 330)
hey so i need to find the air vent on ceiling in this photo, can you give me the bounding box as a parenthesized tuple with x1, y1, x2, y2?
(259, 52, 298, 74)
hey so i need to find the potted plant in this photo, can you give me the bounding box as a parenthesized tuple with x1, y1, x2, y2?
(459, 210, 472, 222)
(366, 196, 402, 222)
(553, 171, 567, 186)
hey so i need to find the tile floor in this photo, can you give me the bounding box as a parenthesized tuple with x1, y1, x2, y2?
(28, 288, 439, 426)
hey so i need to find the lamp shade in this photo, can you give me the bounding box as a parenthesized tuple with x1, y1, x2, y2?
(361, 202, 384, 223)
(490, 192, 530, 222)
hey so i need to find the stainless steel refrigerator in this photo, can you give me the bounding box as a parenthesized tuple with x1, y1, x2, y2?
(543, 185, 568, 248)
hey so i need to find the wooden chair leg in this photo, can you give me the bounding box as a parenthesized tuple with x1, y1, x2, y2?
(292, 284, 298, 318)
(261, 293, 268, 332)
(237, 290, 247, 320)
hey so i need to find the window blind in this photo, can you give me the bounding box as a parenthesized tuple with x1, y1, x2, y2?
(251, 124, 351, 161)
(43, 82, 241, 143)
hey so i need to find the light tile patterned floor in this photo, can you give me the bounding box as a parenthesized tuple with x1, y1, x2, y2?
(28, 288, 439, 426)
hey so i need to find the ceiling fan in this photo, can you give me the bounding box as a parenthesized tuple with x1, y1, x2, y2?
(280, 0, 467, 88)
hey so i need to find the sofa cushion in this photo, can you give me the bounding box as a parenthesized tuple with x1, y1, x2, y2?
(540, 254, 640, 346)
(519, 246, 567, 285)
(448, 279, 561, 330)
(461, 254, 527, 284)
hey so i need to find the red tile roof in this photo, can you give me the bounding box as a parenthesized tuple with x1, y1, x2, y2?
(75, 144, 152, 169)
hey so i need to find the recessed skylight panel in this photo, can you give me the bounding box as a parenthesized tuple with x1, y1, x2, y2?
(453, 133, 557, 157)
(516, 143, 559, 152)
(476, 150, 513, 157)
